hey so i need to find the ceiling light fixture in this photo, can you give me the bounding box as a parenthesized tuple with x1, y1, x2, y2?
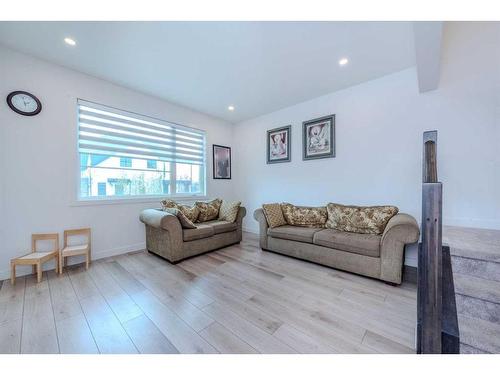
(64, 37, 76, 46)
(339, 57, 349, 66)
(228, 105, 235, 111)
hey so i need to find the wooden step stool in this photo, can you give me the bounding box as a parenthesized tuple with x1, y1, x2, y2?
(11, 233, 59, 284)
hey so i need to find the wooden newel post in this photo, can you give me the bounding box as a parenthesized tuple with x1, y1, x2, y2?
(417, 130, 459, 354)
(419, 182, 443, 353)
(418, 130, 443, 353)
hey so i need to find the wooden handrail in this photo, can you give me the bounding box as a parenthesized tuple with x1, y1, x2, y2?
(423, 131, 438, 183)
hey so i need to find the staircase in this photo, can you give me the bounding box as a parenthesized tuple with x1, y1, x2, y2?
(443, 226, 500, 354)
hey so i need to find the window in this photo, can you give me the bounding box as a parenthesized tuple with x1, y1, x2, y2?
(97, 182, 107, 196)
(147, 159, 157, 169)
(120, 157, 132, 168)
(176, 163, 202, 193)
(80, 177, 90, 198)
(77, 99, 206, 200)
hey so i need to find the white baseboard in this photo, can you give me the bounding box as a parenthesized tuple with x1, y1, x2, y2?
(93, 242, 146, 260)
(0, 241, 146, 282)
(242, 226, 259, 235)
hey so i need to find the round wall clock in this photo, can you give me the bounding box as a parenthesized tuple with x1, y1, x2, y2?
(6, 91, 42, 116)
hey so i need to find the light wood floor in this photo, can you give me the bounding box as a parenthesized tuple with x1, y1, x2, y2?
(0, 232, 417, 354)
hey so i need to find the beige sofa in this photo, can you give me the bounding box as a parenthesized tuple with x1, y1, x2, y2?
(254, 208, 419, 284)
(140, 207, 246, 263)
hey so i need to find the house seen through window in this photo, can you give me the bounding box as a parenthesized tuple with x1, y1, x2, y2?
(78, 100, 205, 199)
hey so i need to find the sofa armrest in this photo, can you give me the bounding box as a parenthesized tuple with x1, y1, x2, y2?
(253, 208, 269, 249)
(379, 213, 420, 284)
(236, 206, 247, 225)
(140, 209, 182, 231)
(140, 208, 183, 260)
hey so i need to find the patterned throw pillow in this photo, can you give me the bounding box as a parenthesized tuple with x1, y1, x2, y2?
(162, 207, 197, 229)
(160, 199, 200, 223)
(195, 198, 222, 222)
(326, 203, 399, 235)
(262, 203, 287, 228)
(160, 199, 177, 210)
(219, 201, 241, 223)
(280, 203, 327, 228)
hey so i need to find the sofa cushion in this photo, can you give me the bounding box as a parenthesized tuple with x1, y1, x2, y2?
(183, 224, 215, 242)
(325, 203, 399, 235)
(281, 203, 327, 228)
(195, 198, 223, 222)
(160, 199, 177, 210)
(203, 220, 238, 234)
(262, 203, 287, 228)
(161, 207, 197, 229)
(218, 201, 241, 223)
(267, 225, 323, 244)
(313, 229, 381, 257)
(160, 199, 200, 222)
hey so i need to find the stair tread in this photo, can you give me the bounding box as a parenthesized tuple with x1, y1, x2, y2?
(444, 226, 500, 263)
(445, 226, 500, 354)
(458, 314, 500, 354)
(451, 248, 500, 263)
(453, 273, 500, 304)
(455, 293, 500, 324)
(460, 343, 491, 354)
(451, 255, 500, 282)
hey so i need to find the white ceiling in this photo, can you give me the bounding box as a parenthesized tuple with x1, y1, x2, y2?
(0, 22, 416, 122)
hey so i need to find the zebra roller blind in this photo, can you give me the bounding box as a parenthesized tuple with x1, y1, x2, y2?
(77, 99, 205, 165)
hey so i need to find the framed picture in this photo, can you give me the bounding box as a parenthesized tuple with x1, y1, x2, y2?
(213, 144, 231, 179)
(267, 125, 291, 164)
(302, 114, 335, 160)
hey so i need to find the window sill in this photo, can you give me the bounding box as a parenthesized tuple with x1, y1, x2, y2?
(70, 195, 207, 207)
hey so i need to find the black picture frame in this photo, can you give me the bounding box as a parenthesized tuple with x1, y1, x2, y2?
(267, 125, 291, 164)
(6, 91, 42, 116)
(213, 144, 231, 179)
(302, 114, 335, 160)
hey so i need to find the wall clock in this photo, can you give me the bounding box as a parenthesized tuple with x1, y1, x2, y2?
(6, 91, 42, 116)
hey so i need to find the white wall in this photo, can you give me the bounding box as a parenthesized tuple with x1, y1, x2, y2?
(0, 46, 235, 280)
(232, 22, 500, 266)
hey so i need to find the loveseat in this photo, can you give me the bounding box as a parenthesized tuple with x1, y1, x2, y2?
(140, 202, 246, 263)
(254, 203, 419, 284)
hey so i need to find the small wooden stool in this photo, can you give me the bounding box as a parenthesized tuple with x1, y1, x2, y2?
(59, 228, 91, 274)
(11, 233, 60, 284)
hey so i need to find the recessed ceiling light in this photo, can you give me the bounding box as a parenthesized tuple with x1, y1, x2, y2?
(228, 105, 235, 111)
(64, 37, 76, 46)
(339, 57, 349, 66)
